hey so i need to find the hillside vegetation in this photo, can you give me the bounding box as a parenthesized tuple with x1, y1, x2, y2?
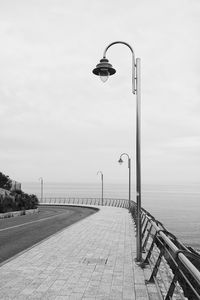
(0, 171, 38, 213)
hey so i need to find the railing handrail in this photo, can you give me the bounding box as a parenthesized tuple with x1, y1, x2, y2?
(39, 197, 130, 209)
(133, 204, 200, 299)
(40, 197, 129, 200)
(148, 215, 200, 286)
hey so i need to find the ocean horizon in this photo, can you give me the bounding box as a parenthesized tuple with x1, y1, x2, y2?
(22, 182, 200, 250)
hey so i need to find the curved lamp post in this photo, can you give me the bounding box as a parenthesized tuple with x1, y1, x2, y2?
(92, 41, 142, 262)
(97, 171, 104, 206)
(39, 177, 43, 202)
(118, 153, 131, 212)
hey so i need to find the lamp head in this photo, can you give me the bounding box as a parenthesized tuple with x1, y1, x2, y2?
(92, 58, 116, 82)
(118, 157, 123, 165)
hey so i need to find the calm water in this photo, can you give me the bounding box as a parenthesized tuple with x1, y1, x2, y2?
(22, 182, 200, 250)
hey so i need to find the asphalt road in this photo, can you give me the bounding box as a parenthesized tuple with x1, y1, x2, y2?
(0, 205, 97, 264)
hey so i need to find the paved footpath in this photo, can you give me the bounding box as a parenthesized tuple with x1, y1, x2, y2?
(0, 206, 159, 299)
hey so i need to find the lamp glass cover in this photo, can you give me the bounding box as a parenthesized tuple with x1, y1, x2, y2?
(99, 69, 110, 82)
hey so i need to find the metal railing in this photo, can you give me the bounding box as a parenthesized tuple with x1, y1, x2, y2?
(130, 202, 200, 300)
(39, 197, 129, 208)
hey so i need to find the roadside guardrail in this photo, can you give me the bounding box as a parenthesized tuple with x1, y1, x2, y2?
(39, 197, 129, 208)
(130, 202, 200, 300)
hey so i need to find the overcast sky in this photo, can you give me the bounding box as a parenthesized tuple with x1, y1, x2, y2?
(0, 0, 200, 185)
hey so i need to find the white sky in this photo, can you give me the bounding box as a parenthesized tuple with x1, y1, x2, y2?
(0, 0, 200, 185)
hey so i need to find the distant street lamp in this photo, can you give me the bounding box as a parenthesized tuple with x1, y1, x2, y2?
(92, 41, 142, 262)
(39, 177, 43, 202)
(97, 171, 104, 206)
(118, 153, 131, 212)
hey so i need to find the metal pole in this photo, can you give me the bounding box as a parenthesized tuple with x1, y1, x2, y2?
(128, 157, 131, 212)
(97, 171, 104, 206)
(41, 178, 43, 202)
(39, 177, 43, 202)
(101, 173, 103, 206)
(118, 153, 131, 212)
(136, 58, 142, 261)
(97, 41, 142, 261)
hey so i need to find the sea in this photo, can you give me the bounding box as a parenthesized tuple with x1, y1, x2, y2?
(22, 182, 200, 251)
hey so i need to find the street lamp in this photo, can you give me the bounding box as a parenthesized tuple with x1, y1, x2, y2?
(92, 41, 142, 262)
(97, 171, 104, 206)
(39, 177, 43, 202)
(118, 153, 131, 212)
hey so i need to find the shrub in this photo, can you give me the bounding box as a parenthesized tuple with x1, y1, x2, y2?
(0, 191, 39, 213)
(0, 194, 16, 213)
(0, 172, 12, 190)
(0, 171, 39, 213)
(12, 191, 39, 211)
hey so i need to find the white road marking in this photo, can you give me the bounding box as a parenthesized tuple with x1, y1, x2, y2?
(0, 212, 68, 232)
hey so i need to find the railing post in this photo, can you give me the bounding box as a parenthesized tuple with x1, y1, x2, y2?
(147, 248, 165, 283)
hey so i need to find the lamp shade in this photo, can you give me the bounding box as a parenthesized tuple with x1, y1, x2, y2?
(92, 58, 116, 77)
(118, 157, 123, 164)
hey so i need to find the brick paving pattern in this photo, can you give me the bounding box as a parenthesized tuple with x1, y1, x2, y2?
(0, 206, 159, 299)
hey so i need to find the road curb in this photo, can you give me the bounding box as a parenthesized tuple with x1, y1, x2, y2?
(0, 208, 39, 219)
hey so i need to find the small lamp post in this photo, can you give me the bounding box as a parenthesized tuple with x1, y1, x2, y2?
(97, 171, 103, 206)
(39, 177, 43, 202)
(92, 41, 142, 262)
(118, 153, 131, 212)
